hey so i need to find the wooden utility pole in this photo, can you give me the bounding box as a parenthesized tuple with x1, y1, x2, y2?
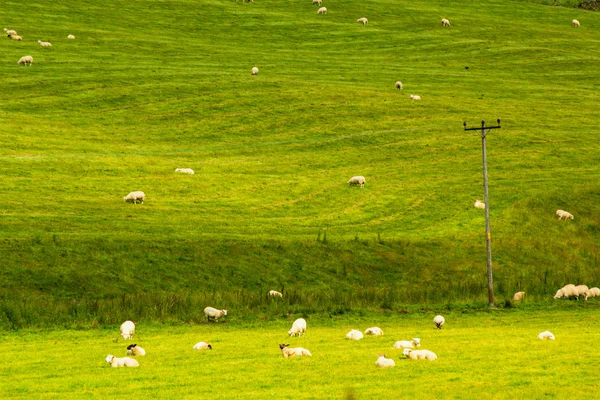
(464, 119, 501, 306)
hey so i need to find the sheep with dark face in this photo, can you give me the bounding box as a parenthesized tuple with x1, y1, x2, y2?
(193, 342, 213, 350)
(126, 344, 146, 356)
(279, 344, 312, 358)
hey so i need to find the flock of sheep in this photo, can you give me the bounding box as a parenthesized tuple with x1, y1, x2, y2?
(6, 27, 76, 66)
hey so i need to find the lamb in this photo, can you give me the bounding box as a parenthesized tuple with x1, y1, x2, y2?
(175, 168, 194, 174)
(375, 354, 395, 368)
(38, 40, 52, 47)
(193, 341, 213, 350)
(346, 329, 364, 340)
(433, 315, 445, 329)
(204, 307, 228, 322)
(441, 18, 451, 27)
(393, 338, 421, 349)
(67, 34, 75, 39)
(120, 320, 135, 340)
(513, 291, 526, 302)
(8, 34, 22, 41)
(252, 67, 259, 75)
(123, 191, 145, 204)
(268, 290, 283, 298)
(105, 354, 139, 367)
(312, 0, 322, 5)
(410, 94, 421, 101)
(572, 19, 580, 27)
(556, 210, 574, 220)
(474, 200, 485, 209)
(553, 284, 578, 299)
(288, 318, 307, 337)
(403, 348, 437, 360)
(126, 344, 146, 356)
(317, 7, 327, 14)
(279, 343, 312, 358)
(395, 81, 403, 90)
(364, 327, 383, 336)
(584, 287, 600, 301)
(347, 176, 365, 188)
(357, 18, 368, 25)
(4, 28, 17, 35)
(17, 56, 33, 66)
(538, 331, 555, 340)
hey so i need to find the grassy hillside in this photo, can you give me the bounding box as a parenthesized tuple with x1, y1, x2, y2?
(1, 0, 599, 328)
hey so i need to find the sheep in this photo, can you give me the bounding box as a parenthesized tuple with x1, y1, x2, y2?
(364, 327, 383, 336)
(312, 0, 322, 5)
(346, 329, 364, 340)
(17, 56, 33, 66)
(395, 81, 403, 90)
(268, 290, 283, 298)
(8, 34, 22, 41)
(204, 307, 228, 322)
(252, 67, 259, 75)
(553, 284, 578, 299)
(441, 18, 451, 27)
(175, 168, 194, 174)
(279, 343, 312, 358)
(474, 199, 485, 209)
(288, 318, 307, 337)
(433, 315, 445, 329)
(403, 348, 437, 360)
(538, 331, 555, 340)
(393, 338, 421, 349)
(4, 28, 17, 35)
(120, 320, 135, 340)
(375, 354, 395, 368)
(105, 354, 139, 367)
(357, 18, 368, 25)
(572, 19, 580, 27)
(123, 191, 145, 204)
(126, 344, 146, 356)
(317, 7, 327, 15)
(410, 94, 421, 101)
(575, 285, 589, 298)
(513, 291, 526, 302)
(193, 342, 213, 350)
(67, 34, 75, 39)
(584, 287, 600, 301)
(38, 40, 52, 47)
(347, 176, 365, 188)
(556, 210, 574, 220)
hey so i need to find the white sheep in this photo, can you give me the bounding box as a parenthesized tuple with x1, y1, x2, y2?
(8, 34, 22, 41)
(17, 56, 33, 66)
(584, 287, 600, 301)
(38, 40, 52, 47)
(193, 341, 213, 350)
(346, 329, 364, 340)
(126, 344, 146, 356)
(120, 320, 135, 340)
(268, 290, 283, 298)
(572, 19, 580, 27)
(317, 7, 327, 14)
(67, 34, 75, 39)
(123, 191, 145, 204)
(252, 67, 259, 75)
(312, 0, 322, 5)
(513, 291, 526, 302)
(288, 318, 307, 337)
(204, 307, 228, 322)
(357, 18, 368, 25)
(393, 338, 421, 349)
(375, 354, 395, 368)
(175, 168, 194, 175)
(575, 285, 589, 298)
(410, 94, 421, 101)
(538, 331, 555, 340)
(364, 327, 383, 336)
(433, 315, 445, 329)
(553, 284, 578, 299)
(403, 348, 437, 360)
(474, 200, 485, 209)
(105, 354, 139, 367)
(4, 28, 17, 35)
(441, 18, 451, 27)
(556, 210, 574, 220)
(279, 343, 312, 358)
(395, 81, 403, 90)
(347, 176, 365, 188)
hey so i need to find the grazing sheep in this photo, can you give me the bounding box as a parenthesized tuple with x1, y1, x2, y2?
(288, 318, 307, 337)
(193, 342, 213, 350)
(474, 199, 485, 209)
(317, 7, 327, 14)
(175, 168, 194, 175)
(357, 18, 368, 25)
(279, 343, 312, 358)
(375, 354, 395, 368)
(584, 287, 600, 301)
(572, 19, 580, 27)
(268, 290, 283, 298)
(120, 320, 135, 340)
(410, 94, 421, 101)
(393, 338, 421, 349)
(364, 327, 383, 336)
(312, 0, 322, 5)
(433, 315, 445, 329)
(38, 40, 52, 47)
(441, 18, 451, 27)
(67, 34, 75, 39)
(8, 34, 22, 41)
(575, 285, 589, 298)
(556, 210, 574, 220)
(553, 284, 578, 300)
(346, 329, 364, 340)
(513, 291, 526, 302)
(123, 191, 145, 204)
(252, 67, 259, 75)
(4, 28, 17, 35)
(403, 348, 437, 360)
(126, 344, 146, 356)
(17, 56, 33, 66)
(105, 355, 139, 367)
(347, 176, 365, 188)
(395, 81, 403, 90)
(204, 307, 228, 322)
(538, 331, 555, 340)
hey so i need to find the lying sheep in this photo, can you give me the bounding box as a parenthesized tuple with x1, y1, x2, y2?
(193, 342, 213, 350)
(357, 18, 368, 25)
(433, 315, 445, 329)
(346, 329, 364, 340)
(347, 176, 365, 188)
(584, 287, 600, 301)
(126, 344, 146, 356)
(410, 94, 421, 101)
(513, 291, 526, 302)
(4, 28, 17, 35)
(288, 318, 307, 337)
(572, 19, 580, 27)
(364, 327, 383, 336)
(252, 67, 259, 75)
(556, 210, 574, 220)
(312, 0, 322, 5)
(474, 200, 485, 209)
(375, 354, 395, 368)
(67, 34, 75, 39)
(279, 343, 312, 358)
(441, 18, 451, 27)
(317, 7, 327, 14)
(538, 331, 555, 340)
(123, 191, 145, 204)
(106, 354, 139, 367)
(393, 338, 421, 349)
(395, 81, 403, 90)
(268, 290, 283, 298)
(17, 56, 33, 66)
(120, 320, 135, 340)
(553, 284, 578, 300)
(8, 34, 22, 41)
(38, 40, 52, 47)
(204, 307, 228, 322)
(175, 168, 194, 175)
(403, 348, 437, 360)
